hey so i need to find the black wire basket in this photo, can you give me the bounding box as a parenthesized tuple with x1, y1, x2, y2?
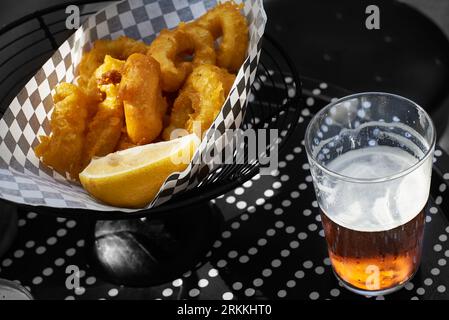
(0, 1, 302, 285)
(0, 1, 303, 219)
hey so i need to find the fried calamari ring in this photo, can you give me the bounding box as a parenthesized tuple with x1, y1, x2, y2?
(179, 22, 216, 66)
(119, 53, 167, 144)
(82, 83, 124, 167)
(196, 1, 249, 73)
(147, 25, 216, 92)
(147, 29, 194, 92)
(78, 36, 148, 101)
(81, 56, 125, 168)
(163, 64, 235, 140)
(34, 83, 90, 180)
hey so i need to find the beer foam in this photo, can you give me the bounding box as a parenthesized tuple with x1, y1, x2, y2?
(318, 146, 432, 232)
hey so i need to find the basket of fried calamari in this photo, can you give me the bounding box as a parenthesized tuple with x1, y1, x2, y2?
(0, 0, 266, 212)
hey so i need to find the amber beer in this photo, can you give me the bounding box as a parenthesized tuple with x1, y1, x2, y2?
(305, 93, 435, 295)
(321, 209, 425, 292)
(314, 146, 431, 294)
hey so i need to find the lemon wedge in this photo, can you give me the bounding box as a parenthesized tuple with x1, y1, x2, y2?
(79, 134, 200, 208)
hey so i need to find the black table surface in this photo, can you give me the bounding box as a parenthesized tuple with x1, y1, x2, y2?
(1, 78, 449, 300)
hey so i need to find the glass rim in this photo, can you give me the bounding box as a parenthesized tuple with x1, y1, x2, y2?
(304, 92, 437, 184)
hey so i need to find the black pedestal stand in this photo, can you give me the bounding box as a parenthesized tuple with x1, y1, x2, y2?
(86, 202, 223, 287)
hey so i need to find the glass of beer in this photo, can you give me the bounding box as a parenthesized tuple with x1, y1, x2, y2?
(305, 92, 435, 296)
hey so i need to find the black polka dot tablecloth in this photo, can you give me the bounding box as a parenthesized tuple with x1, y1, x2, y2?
(1, 79, 448, 300)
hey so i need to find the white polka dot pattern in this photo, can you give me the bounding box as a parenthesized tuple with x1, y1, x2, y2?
(2, 82, 449, 301)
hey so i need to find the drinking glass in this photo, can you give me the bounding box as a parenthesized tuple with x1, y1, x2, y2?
(305, 92, 435, 296)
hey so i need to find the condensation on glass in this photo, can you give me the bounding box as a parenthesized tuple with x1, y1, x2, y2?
(305, 92, 435, 296)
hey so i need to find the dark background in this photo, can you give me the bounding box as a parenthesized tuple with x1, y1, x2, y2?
(2, 0, 449, 33)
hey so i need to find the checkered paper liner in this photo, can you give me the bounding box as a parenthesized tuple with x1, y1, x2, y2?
(0, 0, 267, 212)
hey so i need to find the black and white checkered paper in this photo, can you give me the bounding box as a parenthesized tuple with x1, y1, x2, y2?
(0, 0, 267, 212)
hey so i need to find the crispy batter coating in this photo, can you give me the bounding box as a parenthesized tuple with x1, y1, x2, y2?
(115, 131, 137, 151)
(196, 1, 249, 73)
(119, 53, 167, 145)
(78, 36, 148, 102)
(163, 64, 235, 140)
(34, 83, 90, 180)
(147, 23, 218, 93)
(81, 56, 125, 168)
(179, 22, 216, 66)
(35, 2, 250, 189)
(147, 29, 194, 92)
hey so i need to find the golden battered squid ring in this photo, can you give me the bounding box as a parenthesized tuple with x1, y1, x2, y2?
(147, 29, 194, 92)
(77, 36, 148, 101)
(196, 1, 249, 73)
(148, 24, 217, 92)
(179, 22, 216, 66)
(119, 53, 167, 145)
(162, 64, 235, 141)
